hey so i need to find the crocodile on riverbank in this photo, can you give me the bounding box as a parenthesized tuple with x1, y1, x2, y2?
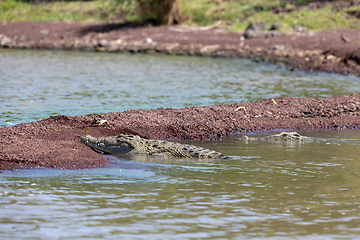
(80, 134, 229, 159)
(240, 132, 320, 142)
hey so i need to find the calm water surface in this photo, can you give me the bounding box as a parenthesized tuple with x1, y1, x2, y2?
(1, 49, 360, 239)
(1, 130, 360, 239)
(1, 48, 360, 126)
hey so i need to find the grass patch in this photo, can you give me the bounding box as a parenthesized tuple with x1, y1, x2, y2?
(182, 0, 360, 32)
(0, 0, 138, 22)
(278, 4, 360, 31)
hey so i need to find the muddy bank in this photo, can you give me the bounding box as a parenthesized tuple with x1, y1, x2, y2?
(0, 21, 359, 76)
(1, 94, 360, 170)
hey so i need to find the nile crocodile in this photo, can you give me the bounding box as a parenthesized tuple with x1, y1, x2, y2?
(80, 134, 229, 159)
(240, 132, 320, 142)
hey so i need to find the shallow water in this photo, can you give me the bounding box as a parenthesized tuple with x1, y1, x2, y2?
(1, 48, 360, 126)
(1, 49, 360, 239)
(1, 130, 360, 239)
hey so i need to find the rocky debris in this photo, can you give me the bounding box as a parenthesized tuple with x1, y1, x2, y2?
(0, 34, 12, 47)
(269, 23, 281, 31)
(293, 25, 307, 33)
(243, 21, 267, 39)
(340, 33, 351, 43)
(348, 9, 360, 19)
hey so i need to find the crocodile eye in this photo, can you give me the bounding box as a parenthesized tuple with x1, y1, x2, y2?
(120, 142, 131, 147)
(183, 147, 188, 151)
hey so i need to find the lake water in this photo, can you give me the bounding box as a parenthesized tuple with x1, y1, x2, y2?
(1, 49, 360, 239)
(1, 48, 360, 126)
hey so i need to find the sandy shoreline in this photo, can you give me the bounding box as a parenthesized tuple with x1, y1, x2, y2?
(1, 94, 360, 170)
(1, 21, 360, 76)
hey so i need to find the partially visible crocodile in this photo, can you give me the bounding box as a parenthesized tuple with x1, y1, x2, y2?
(80, 134, 229, 159)
(240, 132, 320, 142)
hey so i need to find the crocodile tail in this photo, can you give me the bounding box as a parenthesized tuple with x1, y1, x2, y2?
(181, 144, 228, 159)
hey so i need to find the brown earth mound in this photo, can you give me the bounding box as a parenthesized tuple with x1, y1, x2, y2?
(0, 21, 359, 76)
(1, 94, 360, 170)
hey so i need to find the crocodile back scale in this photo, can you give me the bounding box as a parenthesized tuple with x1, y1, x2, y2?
(80, 134, 229, 159)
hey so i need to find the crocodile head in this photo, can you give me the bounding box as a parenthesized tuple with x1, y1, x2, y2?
(80, 134, 138, 154)
(274, 132, 302, 139)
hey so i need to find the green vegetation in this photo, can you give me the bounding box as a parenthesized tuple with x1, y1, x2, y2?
(0, 0, 359, 32)
(182, 0, 360, 31)
(0, 0, 137, 22)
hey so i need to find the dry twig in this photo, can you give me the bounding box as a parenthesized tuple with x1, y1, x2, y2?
(235, 106, 247, 115)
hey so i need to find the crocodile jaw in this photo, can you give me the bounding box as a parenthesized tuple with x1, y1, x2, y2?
(80, 135, 134, 154)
